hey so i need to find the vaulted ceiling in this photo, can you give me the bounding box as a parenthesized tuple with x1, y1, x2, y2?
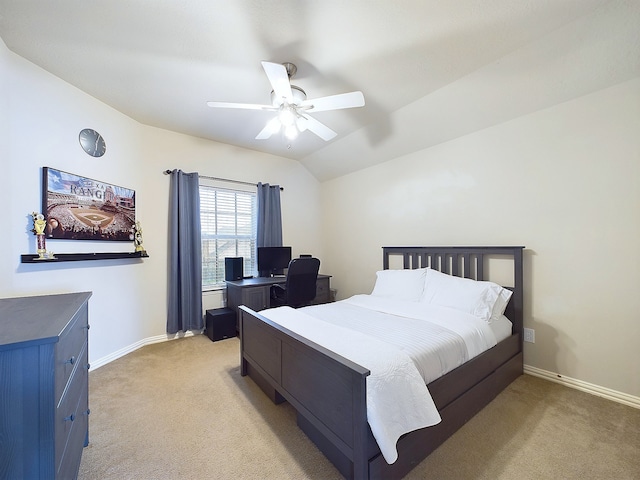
(1, 1, 637, 181)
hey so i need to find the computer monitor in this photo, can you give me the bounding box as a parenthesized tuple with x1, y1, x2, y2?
(257, 246, 292, 277)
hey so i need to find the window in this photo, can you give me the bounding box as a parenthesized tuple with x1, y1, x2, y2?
(200, 182, 257, 290)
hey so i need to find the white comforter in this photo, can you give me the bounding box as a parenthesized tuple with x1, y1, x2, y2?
(259, 295, 498, 464)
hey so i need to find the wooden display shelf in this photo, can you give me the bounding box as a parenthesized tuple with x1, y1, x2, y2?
(20, 251, 149, 263)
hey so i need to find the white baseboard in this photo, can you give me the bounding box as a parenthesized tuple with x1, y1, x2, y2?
(524, 364, 640, 410)
(89, 331, 199, 371)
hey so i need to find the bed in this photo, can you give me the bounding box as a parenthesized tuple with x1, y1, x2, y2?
(238, 246, 524, 479)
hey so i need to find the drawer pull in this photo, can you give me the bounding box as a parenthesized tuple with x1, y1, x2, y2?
(84, 324, 91, 330)
(65, 356, 76, 365)
(64, 413, 75, 422)
(86, 409, 91, 416)
(87, 363, 91, 370)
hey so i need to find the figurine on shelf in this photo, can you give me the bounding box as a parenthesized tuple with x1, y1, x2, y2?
(31, 212, 47, 260)
(132, 220, 146, 253)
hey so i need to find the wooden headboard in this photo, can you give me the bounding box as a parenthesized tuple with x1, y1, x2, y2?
(382, 246, 525, 340)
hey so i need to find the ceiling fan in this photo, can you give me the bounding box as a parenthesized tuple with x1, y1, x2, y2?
(207, 61, 365, 142)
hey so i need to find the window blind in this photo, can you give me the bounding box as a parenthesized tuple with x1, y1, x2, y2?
(200, 184, 257, 289)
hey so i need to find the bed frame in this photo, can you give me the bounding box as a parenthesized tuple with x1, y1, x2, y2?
(239, 246, 524, 479)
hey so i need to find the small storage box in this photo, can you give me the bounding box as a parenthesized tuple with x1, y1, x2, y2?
(205, 307, 237, 342)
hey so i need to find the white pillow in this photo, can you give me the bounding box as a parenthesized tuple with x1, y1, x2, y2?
(420, 268, 510, 323)
(491, 288, 513, 323)
(371, 268, 428, 302)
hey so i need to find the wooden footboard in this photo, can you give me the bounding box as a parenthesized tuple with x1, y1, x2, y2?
(239, 246, 525, 480)
(239, 306, 371, 479)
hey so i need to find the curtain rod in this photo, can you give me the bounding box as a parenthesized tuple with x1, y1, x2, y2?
(163, 170, 283, 191)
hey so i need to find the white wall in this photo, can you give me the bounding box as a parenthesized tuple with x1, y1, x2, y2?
(0, 41, 323, 367)
(320, 78, 640, 399)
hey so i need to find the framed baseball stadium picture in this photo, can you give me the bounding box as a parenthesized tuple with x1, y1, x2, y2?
(42, 167, 136, 241)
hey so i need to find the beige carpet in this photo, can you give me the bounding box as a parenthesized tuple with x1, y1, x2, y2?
(79, 335, 640, 480)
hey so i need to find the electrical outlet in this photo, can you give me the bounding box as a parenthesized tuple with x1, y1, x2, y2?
(523, 328, 535, 343)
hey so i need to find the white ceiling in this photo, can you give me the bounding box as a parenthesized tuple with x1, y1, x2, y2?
(0, 1, 637, 181)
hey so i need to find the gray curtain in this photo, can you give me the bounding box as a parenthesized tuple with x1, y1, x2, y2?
(167, 169, 203, 334)
(256, 182, 283, 247)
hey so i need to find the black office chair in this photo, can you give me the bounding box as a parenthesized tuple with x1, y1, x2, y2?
(271, 257, 321, 308)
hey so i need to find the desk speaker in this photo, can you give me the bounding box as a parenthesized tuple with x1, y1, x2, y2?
(225, 257, 243, 281)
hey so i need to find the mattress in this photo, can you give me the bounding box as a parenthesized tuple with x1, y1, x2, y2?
(302, 294, 506, 384)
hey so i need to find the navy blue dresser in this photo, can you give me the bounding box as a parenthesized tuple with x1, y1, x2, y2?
(0, 291, 92, 480)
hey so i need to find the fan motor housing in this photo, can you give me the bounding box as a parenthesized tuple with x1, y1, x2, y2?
(271, 85, 307, 106)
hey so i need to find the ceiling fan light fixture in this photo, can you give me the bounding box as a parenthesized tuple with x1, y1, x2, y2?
(278, 106, 297, 126)
(284, 124, 298, 140)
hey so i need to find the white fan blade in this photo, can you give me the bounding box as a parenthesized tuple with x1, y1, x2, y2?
(295, 116, 308, 132)
(299, 114, 337, 141)
(255, 117, 281, 140)
(300, 91, 365, 112)
(261, 61, 293, 104)
(206, 101, 276, 111)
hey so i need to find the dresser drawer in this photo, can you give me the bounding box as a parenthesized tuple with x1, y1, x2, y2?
(57, 385, 88, 480)
(55, 342, 88, 471)
(55, 304, 89, 402)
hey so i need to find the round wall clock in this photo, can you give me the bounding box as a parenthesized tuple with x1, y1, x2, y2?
(79, 128, 106, 157)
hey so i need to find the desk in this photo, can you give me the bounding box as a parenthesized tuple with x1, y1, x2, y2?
(226, 274, 332, 317)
